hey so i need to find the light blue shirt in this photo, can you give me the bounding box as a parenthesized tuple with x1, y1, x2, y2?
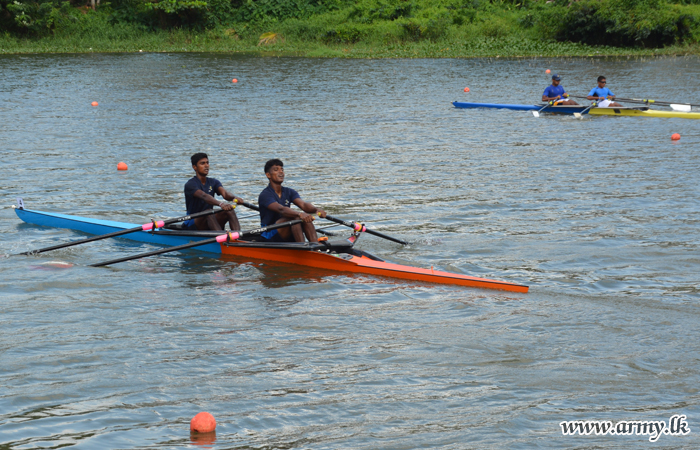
(588, 87, 615, 98)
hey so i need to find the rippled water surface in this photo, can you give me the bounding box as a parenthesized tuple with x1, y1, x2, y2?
(1, 54, 700, 448)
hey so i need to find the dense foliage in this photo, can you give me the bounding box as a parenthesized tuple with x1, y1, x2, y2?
(1, 0, 699, 48)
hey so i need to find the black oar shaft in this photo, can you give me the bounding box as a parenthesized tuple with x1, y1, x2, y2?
(91, 220, 302, 267)
(19, 208, 225, 256)
(570, 95, 700, 107)
(237, 200, 260, 211)
(324, 215, 409, 245)
(616, 97, 700, 107)
(238, 199, 409, 245)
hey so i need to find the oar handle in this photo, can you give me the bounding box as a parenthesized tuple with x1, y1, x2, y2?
(91, 219, 302, 267)
(323, 214, 409, 245)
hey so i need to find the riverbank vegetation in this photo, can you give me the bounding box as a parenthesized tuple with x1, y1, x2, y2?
(2, 0, 700, 55)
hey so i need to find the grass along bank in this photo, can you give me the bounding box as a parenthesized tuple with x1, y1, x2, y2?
(2, 29, 700, 56)
(1, 0, 700, 57)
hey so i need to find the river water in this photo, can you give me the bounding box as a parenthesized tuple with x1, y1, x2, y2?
(1, 54, 699, 448)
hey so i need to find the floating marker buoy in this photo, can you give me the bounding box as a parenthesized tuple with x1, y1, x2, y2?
(91, 101, 99, 107)
(117, 162, 128, 170)
(232, 78, 238, 83)
(671, 133, 681, 140)
(190, 412, 216, 433)
(546, 69, 551, 74)
(464, 87, 470, 92)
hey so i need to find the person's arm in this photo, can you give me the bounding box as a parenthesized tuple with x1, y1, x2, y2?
(193, 190, 232, 210)
(216, 186, 244, 209)
(265, 201, 308, 221)
(586, 88, 598, 100)
(292, 198, 326, 222)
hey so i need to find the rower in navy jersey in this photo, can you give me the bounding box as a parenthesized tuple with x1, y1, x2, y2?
(183, 152, 245, 231)
(258, 159, 327, 243)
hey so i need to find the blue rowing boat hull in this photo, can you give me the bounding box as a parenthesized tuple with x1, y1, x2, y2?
(14, 208, 223, 254)
(452, 101, 588, 114)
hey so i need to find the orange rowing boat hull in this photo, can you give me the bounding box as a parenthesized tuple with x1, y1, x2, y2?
(220, 243, 529, 292)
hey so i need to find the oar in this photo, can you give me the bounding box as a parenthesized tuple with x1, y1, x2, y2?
(91, 219, 302, 267)
(321, 214, 409, 245)
(614, 97, 700, 109)
(532, 101, 554, 118)
(235, 199, 261, 212)
(570, 95, 699, 111)
(18, 207, 232, 256)
(573, 101, 597, 119)
(237, 199, 409, 245)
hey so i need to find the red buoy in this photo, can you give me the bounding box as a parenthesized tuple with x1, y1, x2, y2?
(117, 162, 128, 171)
(190, 412, 216, 433)
(91, 101, 99, 106)
(671, 133, 681, 140)
(464, 87, 470, 92)
(232, 78, 238, 83)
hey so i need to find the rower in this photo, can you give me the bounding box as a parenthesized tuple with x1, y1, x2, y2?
(586, 76, 623, 107)
(183, 152, 245, 231)
(258, 159, 327, 243)
(542, 74, 579, 105)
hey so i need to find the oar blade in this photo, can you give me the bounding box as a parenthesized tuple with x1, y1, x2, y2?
(531, 111, 540, 118)
(670, 104, 692, 112)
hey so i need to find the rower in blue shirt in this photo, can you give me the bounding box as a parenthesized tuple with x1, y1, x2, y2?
(542, 74, 579, 105)
(258, 159, 326, 243)
(587, 76, 623, 107)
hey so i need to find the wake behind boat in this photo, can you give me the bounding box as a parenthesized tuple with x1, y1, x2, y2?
(13, 205, 529, 293)
(452, 101, 700, 119)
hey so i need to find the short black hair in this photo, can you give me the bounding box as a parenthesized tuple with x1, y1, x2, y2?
(264, 158, 284, 174)
(597, 75, 606, 83)
(191, 152, 208, 166)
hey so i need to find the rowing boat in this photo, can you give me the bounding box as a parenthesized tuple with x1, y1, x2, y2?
(452, 101, 700, 119)
(587, 108, 700, 119)
(452, 101, 588, 114)
(14, 206, 529, 292)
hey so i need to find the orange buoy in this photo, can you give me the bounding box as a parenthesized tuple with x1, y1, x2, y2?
(190, 412, 216, 433)
(464, 87, 470, 92)
(91, 101, 99, 107)
(545, 69, 551, 74)
(117, 162, 128, 170)
(232, 78, 238, 83)
(671, 133, 681, 140)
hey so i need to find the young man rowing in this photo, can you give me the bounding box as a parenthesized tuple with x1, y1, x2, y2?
(542, 74, 579, 105)
(586, 75, 623, 107)
(258, 159, 326, 243)
(183, 152, 245, 231)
